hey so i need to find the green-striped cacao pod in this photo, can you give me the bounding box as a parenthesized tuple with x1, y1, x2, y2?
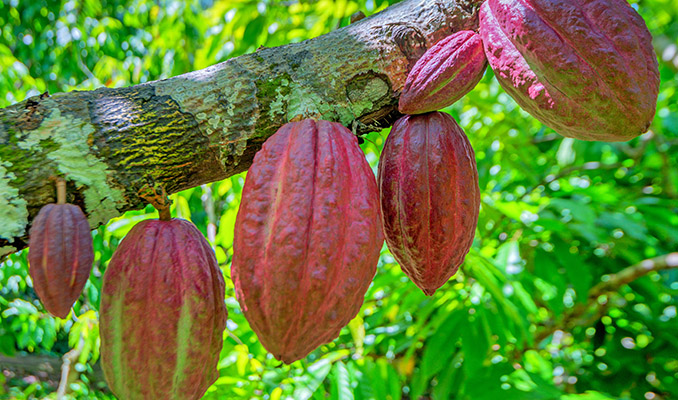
(479, 0, 659, 141)
(100, 218, 227, 400)
(378, 112, 480, 295)
(232, 119, 383, 364)
(28, 203, 93, 318)
(399, 30, 487, 115)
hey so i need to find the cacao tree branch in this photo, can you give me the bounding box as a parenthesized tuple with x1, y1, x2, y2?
(0, 0, 484, 256)
(533, 252, 678, 346)
(0, 353, 106, 386)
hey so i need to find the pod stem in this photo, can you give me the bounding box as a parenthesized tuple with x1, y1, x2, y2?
(158, 207, 171, 221)
(138, 184, 172, 221)
(56, 178, 67, 205)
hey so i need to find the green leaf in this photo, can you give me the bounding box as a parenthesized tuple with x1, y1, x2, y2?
(330, 361, 354, 400)
(412, 310, 464, 397)
(560, 392, 620, 400)
(293, 357, 334, 400)
(461, 312, 489, 375)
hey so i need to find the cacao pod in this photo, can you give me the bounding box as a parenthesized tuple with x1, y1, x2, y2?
(399, 30, 487, 115)
(479, 0, 659, 142)
(232, 119, 383, 364)
(378, 112, 479, 295)
(28, 203, 93, 318)
(100, 218, 227, 400)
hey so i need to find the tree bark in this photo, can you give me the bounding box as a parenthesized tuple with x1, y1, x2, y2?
(0, 0, 482, 255)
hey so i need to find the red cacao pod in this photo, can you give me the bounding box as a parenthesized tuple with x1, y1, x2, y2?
(479, 0, 659, 142)
(232, 119, 383, 364)
(28, 204, 93, 318)
(100, 218, 227, 400)
(399, 30, 487, 115)
(378, 112, 479, 295)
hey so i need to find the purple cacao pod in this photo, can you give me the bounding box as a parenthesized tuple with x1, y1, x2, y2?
(479, 0, 660, 141)
(232, 119, 383, 364)
(378, 112, 480, 295)
(399, 30, 488, 115)
(100, 218, 227, 400)
(28, 203, 94, 318)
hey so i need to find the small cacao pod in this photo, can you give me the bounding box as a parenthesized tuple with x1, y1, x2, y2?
(378, 112, 479, 295)
(100, 218, 227, 400)
(28, 203, 93, 318)
(399, 30, 487, 115)
(479, 0, 659, 141)
(232, 119, 383, 364)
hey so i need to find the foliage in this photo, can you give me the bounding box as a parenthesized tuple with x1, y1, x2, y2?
(1, 0, 677, 399)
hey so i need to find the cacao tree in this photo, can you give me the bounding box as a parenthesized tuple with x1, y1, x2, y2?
(1, 0, 677, 399)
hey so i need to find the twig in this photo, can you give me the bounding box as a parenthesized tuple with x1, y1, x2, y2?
(531, 133, 560, 144)
(227, 330, 245, 346)
(652, 134, 678, 198)
(533, 252, 678, 346)
(588, 252, 678, 300)
(57, 335, 86, 399)
(614, 130, 652, 160)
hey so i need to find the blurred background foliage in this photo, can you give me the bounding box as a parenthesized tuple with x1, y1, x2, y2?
(0, 0, 677, 399)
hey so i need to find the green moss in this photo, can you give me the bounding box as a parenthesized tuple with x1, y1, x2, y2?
(286, 86, 339, 122)
(255, 73, 291, 105)
(0, 126, 58, 240)
(346, 73, 391, 117)
(16, 107, 125, 228)
(254, 72, 292, 136)
(0, 161, 28, 241)
(0, 246, 18, 257)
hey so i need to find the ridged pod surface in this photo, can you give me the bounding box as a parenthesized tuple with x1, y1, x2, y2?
(28, 204, 93, 318)
(479, 0, 659, 142)
(100, 218, 227, 400)
(378, 112, 479, 295)
(232, 119, 383, 364)
(399, 30, 487, 115)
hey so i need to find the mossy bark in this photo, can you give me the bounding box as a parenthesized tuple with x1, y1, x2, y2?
(0, 0, 482, 255)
